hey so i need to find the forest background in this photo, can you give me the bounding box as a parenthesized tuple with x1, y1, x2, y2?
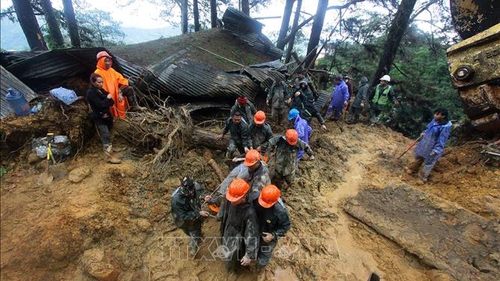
(0, 0, 464, 138)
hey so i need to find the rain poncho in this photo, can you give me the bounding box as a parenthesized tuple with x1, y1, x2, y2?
(94, 57, 130, 119)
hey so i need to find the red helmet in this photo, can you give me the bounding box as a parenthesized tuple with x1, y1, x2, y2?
(237, 96, 247, 105)
(258, 185, 281, 208)
(254, 110, 266, 124)
(96, 51, 112, 61)
(244, 149, 261, 167)
(226, 178, 250, 202)
(285, 129, 298, 145)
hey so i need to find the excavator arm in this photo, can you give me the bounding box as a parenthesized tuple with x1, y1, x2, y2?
(447, 0, 500, 131)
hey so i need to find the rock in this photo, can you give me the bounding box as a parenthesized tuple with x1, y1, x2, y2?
(81, 248, 120, 281)
(48, 163, 68, 179)
(136, 219, 151, 232)
(28, 153, 42, 164)
(68, 166, 91, 183)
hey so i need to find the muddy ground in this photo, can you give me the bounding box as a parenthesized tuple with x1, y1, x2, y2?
(1, 115, 499, 281)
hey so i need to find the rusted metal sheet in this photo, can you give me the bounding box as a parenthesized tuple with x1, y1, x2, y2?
(0, 66, 38, 117)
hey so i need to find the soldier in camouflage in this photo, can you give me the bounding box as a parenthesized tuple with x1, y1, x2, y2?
(266, 129, 314, 189)
(171, 176, 209, 256)
(221, 179, 260, 271)
(249, 111, 274, 154)
(217, 111, 251, 158)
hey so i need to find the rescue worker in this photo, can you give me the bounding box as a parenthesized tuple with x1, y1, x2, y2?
(171, 176, 210, 256)
(86, 73, 121, 164)
(266, 78, 290, 127)
(230, 96, 257, 124)
(266, 129, 314, 189)
(288, 79, 327, 129)
(347, 76, 370, 123)
(249, 111, 274, 154)
(94, 51, 142, 119)
(369, 75, 399, 125)
(288, 108, 312, 160)
(407, 108, 452, 183)
(254, 184, 291, 270)
(221, 178, 260, 271)
(217, 111, 251, 159)
(207, 149, 270, 219)
(325, 74, 350, 121)
(343, 75, 354, 115)
(244, 149, 271, 201)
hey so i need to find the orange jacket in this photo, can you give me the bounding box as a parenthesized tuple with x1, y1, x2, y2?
(94, 57, 129, 119)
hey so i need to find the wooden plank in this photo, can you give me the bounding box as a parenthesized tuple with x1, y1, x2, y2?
(343, 184, 500, 281)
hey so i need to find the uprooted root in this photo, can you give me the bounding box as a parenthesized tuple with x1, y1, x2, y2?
(119, 99, 193, 179)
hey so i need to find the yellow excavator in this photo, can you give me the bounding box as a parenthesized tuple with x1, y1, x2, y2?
(447, 0, 500, 131)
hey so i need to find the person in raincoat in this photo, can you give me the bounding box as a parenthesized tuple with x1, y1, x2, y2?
(407, 108, 452, 183)
(288, 108, 312, 160)
(347, 76, 370, 123)
(325, 74, 350, 121)
(94, 51, 141, 119)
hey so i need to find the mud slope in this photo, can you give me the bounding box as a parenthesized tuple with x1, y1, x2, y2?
(1, 122, 499, 281)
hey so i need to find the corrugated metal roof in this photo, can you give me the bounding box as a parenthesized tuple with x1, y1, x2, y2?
(222, 7, 264, 34)
(4, 47, 117, 92)
(1, 66, 38, 117)
(222, 8, 283, 60)
(143, 58, 260, 103)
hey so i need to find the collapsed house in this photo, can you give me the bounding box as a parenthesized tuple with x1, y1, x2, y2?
(0, 8, 287, 119)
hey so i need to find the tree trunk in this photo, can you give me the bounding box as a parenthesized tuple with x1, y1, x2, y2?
(193, 0, 200, 31)
(285, 0, 302, 63)
(40, 0, 65, 48)
(12, 0, 47, 51)
(277, 0, 295, 50)
(304, 0, 329, 69)
(62, 0, 80, 48)
(372, 0, 418, 86)
(181, 0, 188, 34)
(210, 0, 217, 28)
(241, 0, 250, 16)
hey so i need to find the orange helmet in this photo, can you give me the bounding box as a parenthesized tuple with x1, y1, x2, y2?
(258, 185, 281, 208)
(254, 110, 266, 124)
(96, 51, 112, 61)
(244, 149, 261, 167)
(285, 129, 298, 145)
(226, 178, 250, 202)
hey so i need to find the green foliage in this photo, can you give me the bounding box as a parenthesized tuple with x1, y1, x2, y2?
(317, 22, 464, 138)
(76, 9, 125, 47)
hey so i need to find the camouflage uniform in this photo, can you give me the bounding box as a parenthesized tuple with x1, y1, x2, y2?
(221, 199, 260, 271)
(221, 117, 251, 158)
(267, 81, 290, 126)
(171, 181, 205, 254)
(254, 199, 291, 268)
(230, 100, 257, 124)
(248, 161, 271, 201)
(249, 122, 274, 153)
(216, 161, 270, 219)
(267, 135, 313, 188)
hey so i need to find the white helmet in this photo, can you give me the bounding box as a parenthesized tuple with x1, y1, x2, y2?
(380, 75, 391, 82)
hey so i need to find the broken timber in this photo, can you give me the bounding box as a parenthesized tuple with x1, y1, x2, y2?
(343, 184, 500, 281)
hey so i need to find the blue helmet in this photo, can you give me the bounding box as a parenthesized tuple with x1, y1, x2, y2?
(288, 108, 299, 120)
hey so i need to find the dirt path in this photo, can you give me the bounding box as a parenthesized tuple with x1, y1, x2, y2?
(1, 123, 498, 281)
